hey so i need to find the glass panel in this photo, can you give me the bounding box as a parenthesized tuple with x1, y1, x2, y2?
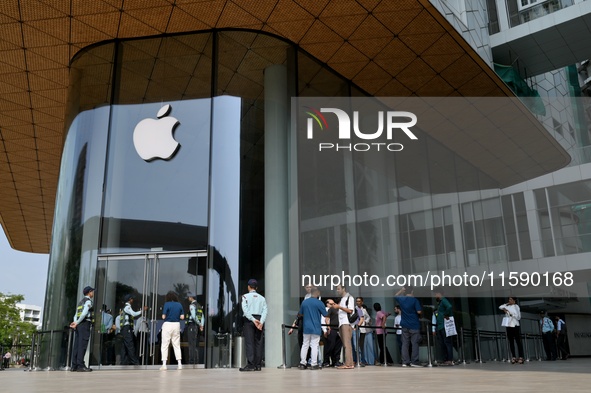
(92, 256, 150, 367)
(101, 98, 211, 252)
(93, 253, 206, 369)
(513, 193, 533, 259)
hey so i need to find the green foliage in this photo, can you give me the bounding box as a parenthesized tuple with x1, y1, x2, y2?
(0, 292, 37, 347)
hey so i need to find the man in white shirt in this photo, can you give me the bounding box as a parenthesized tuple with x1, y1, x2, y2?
(332, 285, 355, 369)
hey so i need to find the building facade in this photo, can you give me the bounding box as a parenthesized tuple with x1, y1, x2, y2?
(1, 1, 591, 369)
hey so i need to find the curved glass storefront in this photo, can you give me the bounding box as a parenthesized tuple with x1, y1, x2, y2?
(42, 28, 590, 370)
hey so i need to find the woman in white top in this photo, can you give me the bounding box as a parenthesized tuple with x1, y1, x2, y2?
(499, 296, 524, 364)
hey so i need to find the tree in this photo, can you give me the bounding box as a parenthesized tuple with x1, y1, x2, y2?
(0, 293, 37, 348)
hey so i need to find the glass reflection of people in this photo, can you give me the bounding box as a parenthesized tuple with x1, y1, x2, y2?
(186, 292, 204, 366)
(121, 294, 147, 365)
(101, 306, 116, 365)
(160, 291, 185, 370)
(499, 296, 524, 364)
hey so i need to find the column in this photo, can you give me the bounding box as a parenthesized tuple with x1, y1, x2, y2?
(264, 64, 289, 368)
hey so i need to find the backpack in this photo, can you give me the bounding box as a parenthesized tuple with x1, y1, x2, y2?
(346, 296, 358, 324)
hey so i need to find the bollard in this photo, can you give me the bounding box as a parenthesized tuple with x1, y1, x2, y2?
(459, 327, 467, 364)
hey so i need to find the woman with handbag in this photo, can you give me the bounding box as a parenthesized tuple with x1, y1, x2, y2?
(499, 296, 524, 364)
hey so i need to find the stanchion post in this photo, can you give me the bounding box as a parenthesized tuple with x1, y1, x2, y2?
(277, 324, 289, 369)
(66, 329, 74, 371)
(355, 327, 363, 368)
(45, 330, 55, 371)
(382, 329, 388, 367)
(425, 320, 433, 367)
(535, 335, 542, 361)
(475, 328, 483, 363)
(459, 327, 466, 364)
(523, 333, 529, 362)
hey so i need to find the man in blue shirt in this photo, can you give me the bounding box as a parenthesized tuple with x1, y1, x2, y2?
(70, 286, 94, 372)
(394, 286, 422, 367)
(298, 288, 328, 370)
(539, 310, 557, 360)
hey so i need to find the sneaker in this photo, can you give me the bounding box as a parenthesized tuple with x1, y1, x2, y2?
(298, 364, 307, 370)
(159, 365, 167, 371)
(401, 364, 409, 367)
(309, 365, 320, 370)
(177, 364, 183, 370)
(410, 363, 422, 368)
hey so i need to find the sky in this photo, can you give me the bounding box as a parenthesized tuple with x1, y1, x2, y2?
(0, 229, 49, 307)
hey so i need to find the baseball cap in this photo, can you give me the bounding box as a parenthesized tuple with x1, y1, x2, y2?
(247, 279, 258, 287)
(83, 286, 95, 295)
(124, 294, 135, 302)
(187, 292, 196, 298)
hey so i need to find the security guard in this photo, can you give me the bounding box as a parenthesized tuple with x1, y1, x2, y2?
(121, 294, 146, 365)
(186, 293, 204, 365)
(239, 279, 267, 372)
(70, 286, 94, 372)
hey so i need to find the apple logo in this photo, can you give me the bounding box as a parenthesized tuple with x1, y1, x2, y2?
(133, 104, 180, 161)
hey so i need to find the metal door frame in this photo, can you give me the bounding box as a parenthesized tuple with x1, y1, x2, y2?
(96, 250, 208, 370)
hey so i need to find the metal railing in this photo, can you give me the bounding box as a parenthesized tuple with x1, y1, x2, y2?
(24, 328, 74, 371)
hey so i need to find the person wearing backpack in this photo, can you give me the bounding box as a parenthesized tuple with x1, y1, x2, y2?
(333, 284, 356, 369)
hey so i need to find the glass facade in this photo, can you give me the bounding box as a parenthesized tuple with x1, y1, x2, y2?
(42, 27, 591, 369)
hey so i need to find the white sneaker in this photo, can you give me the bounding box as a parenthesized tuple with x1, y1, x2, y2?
(159, 365, 167, 371)
(177, 364, 183, 370)
(410, 363, 422, 368)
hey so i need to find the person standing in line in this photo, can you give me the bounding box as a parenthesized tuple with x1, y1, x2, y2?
(69, 286, 95, 372)
(373, 302, 393, 365)
(539, 310, 557, 361)
(433, 289, 454, 366)
(160, 291, 184, 370)
(322, 298, 343, 367)
(393, 305, 403, 362)
(554, 316, 569, 360)
(333, 284, 355, 369)
(499, 296, 524, 364)
(298, 288, 328, 370)
(186, 292, 204, 366)
(394, 286, 423, 367)
(240, 279, 267, 372)
(352, 297, 366, 365)
(121, 294, 147, 365)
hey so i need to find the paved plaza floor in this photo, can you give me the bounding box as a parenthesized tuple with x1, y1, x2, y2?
(1, 358, 590, 392)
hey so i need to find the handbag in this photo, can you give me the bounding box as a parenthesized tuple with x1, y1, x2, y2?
(501, 316, 512, 327)
(444, 316, 457, 337)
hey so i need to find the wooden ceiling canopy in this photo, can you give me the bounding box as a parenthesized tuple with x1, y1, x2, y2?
(0, 0, 568, 252)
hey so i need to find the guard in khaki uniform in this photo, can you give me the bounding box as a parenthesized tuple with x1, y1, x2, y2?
(70, 286, 95, 372)
(239, 279, 267, 372)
